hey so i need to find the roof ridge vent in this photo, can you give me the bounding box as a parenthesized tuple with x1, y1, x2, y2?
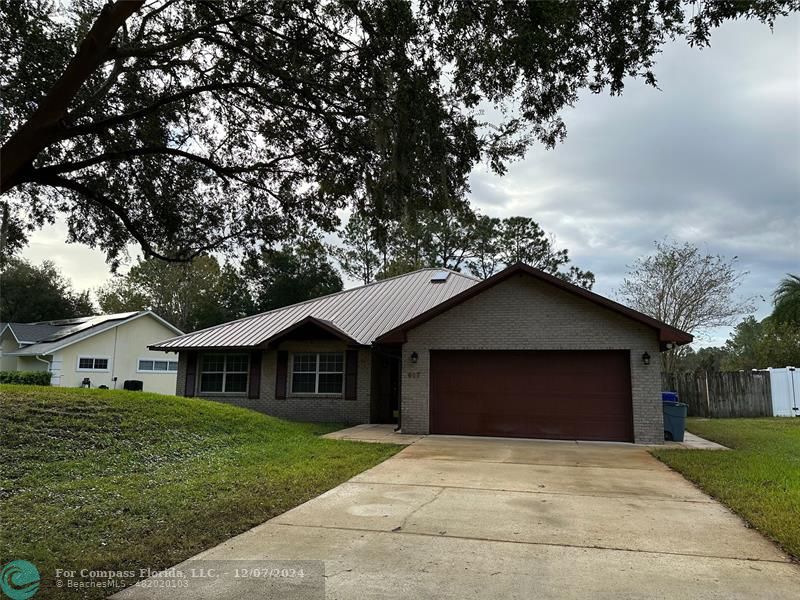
(430, 270, 450, 283)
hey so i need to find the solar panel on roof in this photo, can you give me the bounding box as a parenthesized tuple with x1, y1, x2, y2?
(430, 270, 450, 283)
(45, 317, 89, 326)
(38, 312, 139, 342)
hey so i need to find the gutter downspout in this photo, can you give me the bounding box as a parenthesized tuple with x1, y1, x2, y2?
(394, 386, 402, 433)
(112, 327, 119, 389)
(35, 354, 53, 385)
(394, 350, 403, 433)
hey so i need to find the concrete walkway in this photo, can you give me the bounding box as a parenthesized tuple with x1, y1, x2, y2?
(117, 436, 798, 599)
(324, 424, 730, 450)
(322, 423, 424, 444)
(665, 431, 729, 450)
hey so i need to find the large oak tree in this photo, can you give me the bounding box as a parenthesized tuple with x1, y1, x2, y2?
(1, 0, 796, 265)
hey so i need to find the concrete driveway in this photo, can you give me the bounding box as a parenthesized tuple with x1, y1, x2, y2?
(118, 435, 799, 599)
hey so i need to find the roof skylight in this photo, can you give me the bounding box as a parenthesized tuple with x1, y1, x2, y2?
(430, 270, 450, 283)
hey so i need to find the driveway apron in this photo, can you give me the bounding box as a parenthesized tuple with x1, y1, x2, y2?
(116, 435, 800, 599)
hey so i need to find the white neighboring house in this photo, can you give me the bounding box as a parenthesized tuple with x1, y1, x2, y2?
(0, 311, 183, 394)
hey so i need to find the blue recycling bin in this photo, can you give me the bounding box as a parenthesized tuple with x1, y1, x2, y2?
(663, 400, 688, 442)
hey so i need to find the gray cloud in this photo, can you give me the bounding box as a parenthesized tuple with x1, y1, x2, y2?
(469, 17, 800, 345)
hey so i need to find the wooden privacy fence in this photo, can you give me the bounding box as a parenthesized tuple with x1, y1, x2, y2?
(661, 371, 773, 418)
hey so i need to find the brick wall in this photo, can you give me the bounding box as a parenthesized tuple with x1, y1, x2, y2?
(175, 352, 186, 397)
(176, 341, 371, 424)
(400, 273, 664, 444)
(258, 341, 371, 423)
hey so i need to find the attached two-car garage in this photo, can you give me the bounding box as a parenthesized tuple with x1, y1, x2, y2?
(379, 265, 693, 444)
(429, 350, 635, 442)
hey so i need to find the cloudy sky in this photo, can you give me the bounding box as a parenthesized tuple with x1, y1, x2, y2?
(22, 14, 799, 346)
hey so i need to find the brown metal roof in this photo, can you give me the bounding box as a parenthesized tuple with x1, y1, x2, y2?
(150, 268, 480, 350)
(376, 263, 694, 346)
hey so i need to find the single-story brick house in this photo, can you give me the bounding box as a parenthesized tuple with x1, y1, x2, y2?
(151, 264, 692, 444)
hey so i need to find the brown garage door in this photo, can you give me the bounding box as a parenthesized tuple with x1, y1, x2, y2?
(430, 350, 633, 442)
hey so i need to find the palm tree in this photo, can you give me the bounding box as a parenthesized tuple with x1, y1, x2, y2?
(772, 274, 800, 325)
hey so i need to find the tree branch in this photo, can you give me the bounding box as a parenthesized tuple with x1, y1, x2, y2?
(32, 172, 191, 262)
(133, 0, 182, 42)
(32, 147, 232, 179)
(61, 82, 260, 138)
(68, 54, 126, 121)
(28, 145, 321, 181)
(110, 15, 236, 60)
(33, 173, 263, 263)
(0, 0, 145, 194)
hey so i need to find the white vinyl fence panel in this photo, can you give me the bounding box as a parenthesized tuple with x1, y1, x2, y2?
(767, 367, 799, 417)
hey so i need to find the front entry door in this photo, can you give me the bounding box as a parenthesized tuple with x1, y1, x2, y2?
(372, 349, 400, 423)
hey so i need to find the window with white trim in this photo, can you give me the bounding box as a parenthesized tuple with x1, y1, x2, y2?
(77, 357, 109, 371)
(291, 352, 344, 395)
(138, 358, 178, 373)
(199, 353, 249, 393)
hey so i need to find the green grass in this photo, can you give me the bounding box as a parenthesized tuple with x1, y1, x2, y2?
(0, 385, 400, 598)
(652, 417, 800, 560)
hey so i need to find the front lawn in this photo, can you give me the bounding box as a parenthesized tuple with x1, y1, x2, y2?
(0, 385, 400, 598)
(652, 417, 800, 560)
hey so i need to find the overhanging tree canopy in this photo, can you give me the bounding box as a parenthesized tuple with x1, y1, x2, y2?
(1, 0, 795, 265)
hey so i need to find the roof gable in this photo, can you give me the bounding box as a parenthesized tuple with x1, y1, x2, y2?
(376, 263, 693, 346)
(8, 311, 183, 356)
(1, 322, 72, 344)
(261, 316, 360, 346)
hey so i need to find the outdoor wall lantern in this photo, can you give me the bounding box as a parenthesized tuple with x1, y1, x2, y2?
(642, 352, 651, 366)
(410, 351, 419, 364)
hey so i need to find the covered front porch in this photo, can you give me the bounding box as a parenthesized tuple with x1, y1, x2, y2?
(172, 316, 403, 427)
